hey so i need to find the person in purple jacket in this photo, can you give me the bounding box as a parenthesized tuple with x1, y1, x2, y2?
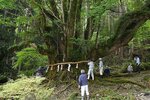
(78, 69, 89, 100)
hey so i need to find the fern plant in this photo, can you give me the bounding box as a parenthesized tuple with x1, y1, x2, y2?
(13, 47, 48, 76)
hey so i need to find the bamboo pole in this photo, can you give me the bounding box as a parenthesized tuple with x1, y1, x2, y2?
(48, 60, 89, 67)
(45, 60, 89, 72)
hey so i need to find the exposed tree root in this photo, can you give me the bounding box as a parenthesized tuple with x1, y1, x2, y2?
(54, 82, 75, 95)
(103, 78, 146, 88)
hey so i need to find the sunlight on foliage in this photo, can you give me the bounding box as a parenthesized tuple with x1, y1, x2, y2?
(0, 0, 16, 9)
(13, 47, 48, 76)
(129, 20, 150, 49)
(0, 76, 54, 99)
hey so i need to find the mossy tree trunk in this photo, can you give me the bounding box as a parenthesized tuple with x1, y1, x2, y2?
(92, 0, 150, 59)
(7, 0, 150, 80)
(44, 0, 150, 80)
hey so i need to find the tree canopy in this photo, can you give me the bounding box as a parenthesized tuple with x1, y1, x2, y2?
(0, 0, 149, 77)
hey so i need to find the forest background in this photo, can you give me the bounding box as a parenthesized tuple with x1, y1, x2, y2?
(0, 0, 150, 99)
(0, 0, 149, 78)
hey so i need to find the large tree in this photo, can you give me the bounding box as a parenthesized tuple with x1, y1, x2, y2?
(0, 0, 17, 76)
(1, 0, 150, 79)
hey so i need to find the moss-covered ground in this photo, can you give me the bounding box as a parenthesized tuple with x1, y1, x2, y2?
(0, 71, 150, 100)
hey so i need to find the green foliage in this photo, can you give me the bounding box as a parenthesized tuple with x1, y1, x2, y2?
(13, 47, 48, 76)
(0, 0, 149, 81)
(0, 1, 17, 76)
(129, 20, 150, 49)
(0, 0, 16, 9)
(89, 0, 118, 19)
(141, 62, 150, 70)
(69, 38, 93, 60)
(0, 17, 15, 26)
(16, 16, 29, 25)
(127, 0, 145, 11)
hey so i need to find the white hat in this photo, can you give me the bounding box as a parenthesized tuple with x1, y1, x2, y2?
(99, 58, 102, 60)
(81, 69, 85, 73)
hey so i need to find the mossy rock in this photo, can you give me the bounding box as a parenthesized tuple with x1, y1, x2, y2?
(0, 75, 8, 84)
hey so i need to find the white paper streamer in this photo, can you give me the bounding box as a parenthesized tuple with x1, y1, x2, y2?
(60, 65, 63, 70)
(57, 65, 60, 72)
(76, 63, 78, 69)
(68, 64, 71, 71)
(50, 66, 53, 70)
(46, 66, 49, 72)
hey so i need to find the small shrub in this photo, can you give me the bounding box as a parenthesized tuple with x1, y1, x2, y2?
(13, 47, 48, 76)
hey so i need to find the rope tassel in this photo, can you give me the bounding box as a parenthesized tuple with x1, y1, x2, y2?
(50, 66, 53, 70)
(68, 64, 71, 71)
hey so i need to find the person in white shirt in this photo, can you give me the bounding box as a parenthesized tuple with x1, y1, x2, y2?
(87, 60, 94, 80)
(99, 58, 104, 78)
(127, 64, 133, 73)
(134, 56, 141, 73)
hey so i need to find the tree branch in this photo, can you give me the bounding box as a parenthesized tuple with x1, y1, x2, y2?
(108, 0, 150, 53)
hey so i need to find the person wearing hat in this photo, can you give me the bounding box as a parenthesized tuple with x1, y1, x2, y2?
(99, 58, 104, 78)
(78, 69, 89, 100)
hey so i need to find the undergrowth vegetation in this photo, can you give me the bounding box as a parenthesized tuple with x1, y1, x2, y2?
(0, 71, 150, 100)
(0, 76, 54, 99)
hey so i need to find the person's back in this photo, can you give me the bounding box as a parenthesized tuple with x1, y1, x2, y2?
(78, 69, 89, 100)
(87, 60, 94, 80)
(79, 73, 88, 86)
(104, 67, 110, 76)
(35, 66, 46, 77)
(35, 67, 42, 76)
(40, 66, 47, 75)
(88, 61, 94, 69)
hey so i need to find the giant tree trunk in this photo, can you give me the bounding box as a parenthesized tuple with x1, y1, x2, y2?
(89, 0, 150, 59)
(48, 0, 150, 80)
(14, 0, 149, 80)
